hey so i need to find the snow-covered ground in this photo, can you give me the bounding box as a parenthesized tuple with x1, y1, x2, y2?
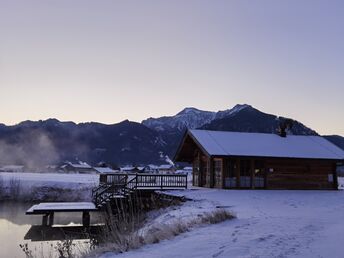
(0, 172, 98, 201)
(102, 177, 344, 258)
(0, 172, 98, 187)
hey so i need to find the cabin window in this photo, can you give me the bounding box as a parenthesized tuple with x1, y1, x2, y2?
(193, 157, 200, 186)
(224, 159, 236, 188)
(201, 156, 209, 187)
(254, 160, 265, 188)
(240, 160, 251, 188)
(214, 159, 223, 188)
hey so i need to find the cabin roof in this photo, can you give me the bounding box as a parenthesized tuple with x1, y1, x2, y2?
(183, 130, 344, 160)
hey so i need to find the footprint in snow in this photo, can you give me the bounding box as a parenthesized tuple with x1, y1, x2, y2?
(212, 250, 224, 258)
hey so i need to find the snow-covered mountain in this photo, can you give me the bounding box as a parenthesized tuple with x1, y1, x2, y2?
(142, 104, 251, 132)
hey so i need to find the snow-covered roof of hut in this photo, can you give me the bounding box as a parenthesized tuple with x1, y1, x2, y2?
(93, 167, 117, 173)
(62, 162, 92, 169)
(159, 164, 174, 169)
(188, 130, 344, 160)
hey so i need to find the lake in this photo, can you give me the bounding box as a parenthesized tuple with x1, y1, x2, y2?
(0, 201, 103, 258)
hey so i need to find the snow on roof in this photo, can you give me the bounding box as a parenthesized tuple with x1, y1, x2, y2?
(159, 164, 174, 169)
(146, 164, 159, 169)
(120, 166, 136, 171)
(93, 167, 116, 173)
(66, 162, 92, 169)
(189, 130, 344, 160)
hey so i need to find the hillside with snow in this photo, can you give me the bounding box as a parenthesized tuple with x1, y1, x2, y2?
(142, 104, 250, 132)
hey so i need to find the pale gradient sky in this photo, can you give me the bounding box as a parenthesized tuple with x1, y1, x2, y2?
(0, 0, 343, 135)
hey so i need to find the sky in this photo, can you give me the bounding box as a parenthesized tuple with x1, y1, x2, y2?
(0, 0, 343, 135)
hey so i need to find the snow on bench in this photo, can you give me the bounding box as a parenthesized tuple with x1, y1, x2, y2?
(26, 202, 98, 214)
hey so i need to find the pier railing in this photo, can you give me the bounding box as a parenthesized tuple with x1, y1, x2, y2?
(92, 173, 188, 207)
(99, 173, 187, 189)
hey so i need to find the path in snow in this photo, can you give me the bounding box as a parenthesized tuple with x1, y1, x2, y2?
(103, 184, 344, 258)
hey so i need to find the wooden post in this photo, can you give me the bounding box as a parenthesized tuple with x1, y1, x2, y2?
(209, 157, 214, 188)
(236, 159, 241, 188)
(42, 214, 49, 226)
(251, 159, 255, 189)
(82, 212, 90, 227)
(48, 212, 54, 226)
(199, 154, 203, 187)
(333, 163, 338, 190)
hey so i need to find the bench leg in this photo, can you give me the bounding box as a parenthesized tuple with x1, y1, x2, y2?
(42, 214, 49, 226)
(82, 212, 90, 227)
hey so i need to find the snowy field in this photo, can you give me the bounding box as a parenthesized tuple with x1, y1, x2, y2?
(103, 177, 344, 258)
(0, 172, 98, 187)
(0, 172, 99, 201)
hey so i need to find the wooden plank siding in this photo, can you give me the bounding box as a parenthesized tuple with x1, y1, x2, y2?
(265, 159, 337, 190)
(189, 145, 338, 190)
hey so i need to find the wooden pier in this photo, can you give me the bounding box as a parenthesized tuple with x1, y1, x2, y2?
(26, 173, 188, 226)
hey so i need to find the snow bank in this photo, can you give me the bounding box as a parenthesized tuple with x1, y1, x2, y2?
(102, 184, 344, 258)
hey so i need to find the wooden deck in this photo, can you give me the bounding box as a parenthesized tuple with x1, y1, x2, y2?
(93, 173, 187, 208)
(26, 173, 188, 226)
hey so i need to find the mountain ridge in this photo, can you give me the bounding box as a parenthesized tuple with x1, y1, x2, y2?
(0, 104, 342, 167)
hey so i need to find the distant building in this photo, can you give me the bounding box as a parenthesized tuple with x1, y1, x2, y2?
(120, 166, 145, 173)
(93, 167, 118, 174)
(61, 162, 95, 174)
(144, 164, 159, 173)
(182, 166, 193, 174)
(158, 164, 175, 174)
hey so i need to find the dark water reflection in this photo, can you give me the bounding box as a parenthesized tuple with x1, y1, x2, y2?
(0, 202, 103, 258)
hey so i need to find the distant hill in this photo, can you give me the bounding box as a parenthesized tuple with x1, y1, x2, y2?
(324, 135, 344, 151)
(0, 104, 342, 167)
(0, 119, 165, 168)
(200, 105, 317, 135)
(144, 104, 319, 158)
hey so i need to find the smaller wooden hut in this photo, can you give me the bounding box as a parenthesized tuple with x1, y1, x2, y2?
(174, 130, 344, 190)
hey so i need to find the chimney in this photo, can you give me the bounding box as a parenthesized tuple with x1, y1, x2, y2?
(278, 118, 293, 138)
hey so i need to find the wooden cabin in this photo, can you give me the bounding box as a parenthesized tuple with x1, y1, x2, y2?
(174, 130, 344, 190)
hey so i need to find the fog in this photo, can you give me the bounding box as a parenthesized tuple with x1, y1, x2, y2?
(0, 130, 60, 169)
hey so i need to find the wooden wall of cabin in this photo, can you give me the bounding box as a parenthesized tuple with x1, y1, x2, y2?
(213, 158, 223, 188)
(192, 152, 200, 187)
(191, 149, 211, 187)
(194, 154, 337, 190)
(265, 159, 337, 190)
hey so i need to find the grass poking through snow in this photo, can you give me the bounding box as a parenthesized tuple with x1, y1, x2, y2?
(87, 208, 235, 257)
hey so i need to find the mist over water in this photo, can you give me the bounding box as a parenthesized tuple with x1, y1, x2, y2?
(0, 130, 60, 169)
